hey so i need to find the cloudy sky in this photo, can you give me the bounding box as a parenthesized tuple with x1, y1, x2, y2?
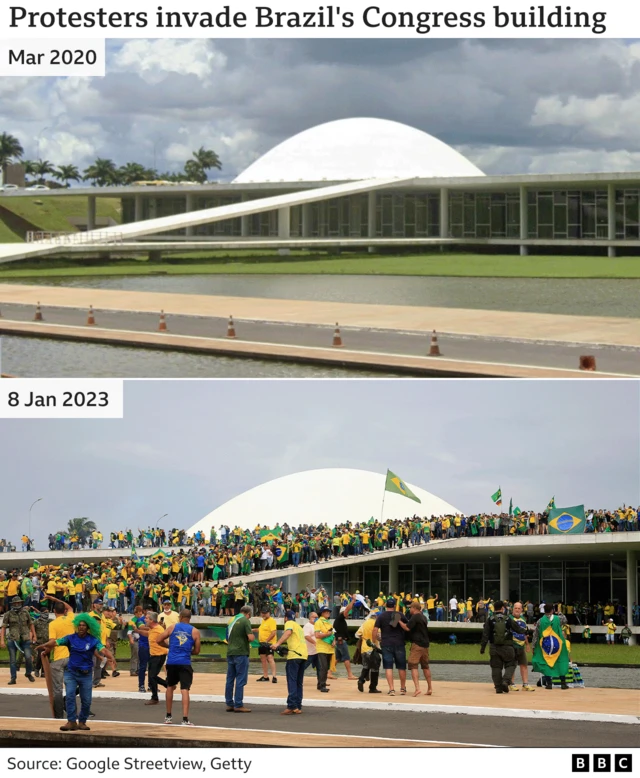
(3, 39, 640, 179)
(0, 379, 637, 545)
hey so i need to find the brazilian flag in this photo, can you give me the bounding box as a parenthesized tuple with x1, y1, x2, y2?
(274, 545, 289, 564)
(547, 496, 556, 512)
(532, 614, 569, 676)
(384, 470, 421, 503)
(548, 504, 585, 534)
(491, 487, 502, 507)
(259, 528, 280, 542)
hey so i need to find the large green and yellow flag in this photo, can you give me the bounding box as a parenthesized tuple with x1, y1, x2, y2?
(548, 504, 586, 534)
(259, 528, 281, 543)
(491, 487, 502, 507)
(385, 470, 421, 503)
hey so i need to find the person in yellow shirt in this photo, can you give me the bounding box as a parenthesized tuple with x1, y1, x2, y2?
(46, 596, 76, 717)
(606, 619, 617, 645)
(375, 593, 385, 608)
(272, 609, 308, 714)
(159, 600, 180, 630)
(466, 597, 473, 622)
(457, 601, 466, 622)
(314, 605, 335, 692)
(104, 580, 119, 610)
(6, 574, 20, 600)
(257, 607, 278, 683)
(355, 610, 381, 693)
(426, 594, 437, 621)
(143, 611, 168, 705)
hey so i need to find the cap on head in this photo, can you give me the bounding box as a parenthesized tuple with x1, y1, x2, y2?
(320, 605, 331, 614)
(386, 598, 396, 608)
(93, 598, 103, 605)
(285, 609, 296, 620)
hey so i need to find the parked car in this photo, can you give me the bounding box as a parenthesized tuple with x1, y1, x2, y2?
(0, 184, 19, 192)
(26, 184, 49, 191)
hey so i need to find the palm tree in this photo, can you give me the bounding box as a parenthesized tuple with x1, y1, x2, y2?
(53, 164, 81, 188)
(61, 517, 97, 543)
(118, 162, 156, 185)
(32, 158, 55, 184)
(187, 147, 222, 182)
(183, 159, 207, 184)
(83, 158, 118, 187)
(0, 132, 24, 182)
(23, 159, 38, 177)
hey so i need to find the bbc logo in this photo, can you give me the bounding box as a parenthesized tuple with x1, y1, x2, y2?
(572, 755, 633, 773)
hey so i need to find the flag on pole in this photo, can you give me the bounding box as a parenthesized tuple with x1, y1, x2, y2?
(548, 505, 586, 534)
(509, 498, 513, 516)
(384, 470, 421, 503)
(513, 506, 522, 516)
(491, 487, 502, 507)
(546, 496, 556, 512)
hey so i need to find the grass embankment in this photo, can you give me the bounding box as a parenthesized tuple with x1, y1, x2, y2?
(2, 253, 640, 279)
(0, 195, 121, 238)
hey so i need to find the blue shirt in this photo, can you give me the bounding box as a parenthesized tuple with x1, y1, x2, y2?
(56, 633, 104, 672)
(167, 622, 194, 666)
(197, 555, 205, 568)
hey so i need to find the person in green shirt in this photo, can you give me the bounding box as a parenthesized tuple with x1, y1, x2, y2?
(225, 606, 256, 713)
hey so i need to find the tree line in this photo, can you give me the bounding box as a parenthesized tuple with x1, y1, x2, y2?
(0, 131, 222, 187)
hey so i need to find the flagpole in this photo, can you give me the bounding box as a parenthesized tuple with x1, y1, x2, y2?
(380, 470, 388, 522)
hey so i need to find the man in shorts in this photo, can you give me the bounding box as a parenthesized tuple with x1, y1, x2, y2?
(509, 602, 535, 691)
(398, 600, 432, 696)
(372, 598, 408, 695)
(332, 596, 358, 680)
(156, 609, 200, 726)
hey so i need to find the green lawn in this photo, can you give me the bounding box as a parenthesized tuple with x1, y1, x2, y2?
(1, 641, 637, 666)
(0, 196, 122, 235)
(2, 253, 640, 279)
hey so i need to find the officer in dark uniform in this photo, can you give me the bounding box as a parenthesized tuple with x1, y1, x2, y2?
(33, 609, 52, 677)
(480, 599, 526, 693)
(0, 596, 36, 684)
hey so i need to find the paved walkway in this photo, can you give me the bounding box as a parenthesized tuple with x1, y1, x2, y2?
(0, 283, 639, 346)
(1, 669, 637, 722)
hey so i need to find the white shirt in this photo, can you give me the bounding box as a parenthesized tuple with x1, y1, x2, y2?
(449, 598, 458, 611)
(303, 621, 317, 655)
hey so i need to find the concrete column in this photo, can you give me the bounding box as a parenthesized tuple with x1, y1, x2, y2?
(278, 207, 290, 239)
(607, 183, 616, 257)
(134, 194, 143, 222)
(302, 204, 311, 238)
(499, 552, 509, 602)
(627, 550, 637, 644)
(185, 193, 195, 237)
(439, 187, 449, 238)
(240, 194, 250, 238)
(87, 195, 96, 231)
(388, 556, 398, 595)
(519, 185, 528, 256)
(367, 190, 376, 239)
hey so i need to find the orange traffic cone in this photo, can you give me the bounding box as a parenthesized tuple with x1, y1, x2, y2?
(34, 302, 43, 322)
(579, 355, 596, 371)
(227, 315, 236, 339)
(158, 310, 167, 331)
(332, 323, 343, 347)
(87, 305, 96, 326)
(429, 329, 441, 356)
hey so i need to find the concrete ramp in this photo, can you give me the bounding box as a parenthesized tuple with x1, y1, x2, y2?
(0, 177, 409, 264)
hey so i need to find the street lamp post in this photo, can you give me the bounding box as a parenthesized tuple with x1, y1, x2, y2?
(29, 497, 43, 541)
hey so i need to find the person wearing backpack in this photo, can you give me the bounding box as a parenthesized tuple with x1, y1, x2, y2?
(480, 600, 527, 694)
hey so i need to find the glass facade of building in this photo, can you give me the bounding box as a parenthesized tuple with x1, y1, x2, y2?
(448, 192, 520, 238)
(319, 559, 635, 606)
(122, 186, 640, 242)
(527, 190, 609, 239)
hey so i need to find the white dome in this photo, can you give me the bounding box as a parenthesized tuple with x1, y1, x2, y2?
(188, 468, 460, 533)
(233, 118, 484, 183)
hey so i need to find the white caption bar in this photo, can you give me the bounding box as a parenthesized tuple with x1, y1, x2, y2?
(0, 0, 627, 38)
(0, 38, 105, 75)
(0, 379, 123, 418)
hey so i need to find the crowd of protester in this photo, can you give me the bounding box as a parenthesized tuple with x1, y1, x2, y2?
(2, 504, 638, 559)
